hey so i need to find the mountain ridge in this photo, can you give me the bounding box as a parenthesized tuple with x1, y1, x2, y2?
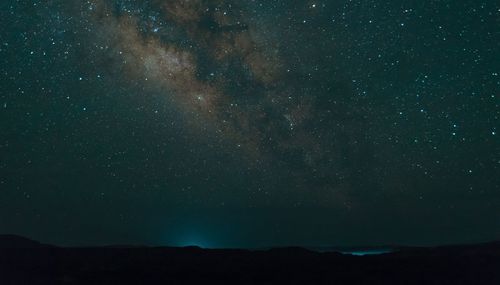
(1, 234, 499, 284)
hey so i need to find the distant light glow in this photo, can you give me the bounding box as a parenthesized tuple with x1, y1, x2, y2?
(177, 238, 211, 248)
(169, 231, 215, 249)
(342, 249, 393, 256)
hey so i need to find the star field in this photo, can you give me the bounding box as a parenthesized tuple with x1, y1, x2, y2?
(0, 0, 498, 247)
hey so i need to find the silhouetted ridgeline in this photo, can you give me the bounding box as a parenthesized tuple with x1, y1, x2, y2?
(0, 235, 499, 284)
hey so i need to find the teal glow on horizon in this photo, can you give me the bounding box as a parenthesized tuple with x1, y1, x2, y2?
(171, 232, 214, 249)
(343, 249, 394, 256)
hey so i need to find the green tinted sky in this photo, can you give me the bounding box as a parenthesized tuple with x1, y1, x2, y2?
(0, 0, 498, 247)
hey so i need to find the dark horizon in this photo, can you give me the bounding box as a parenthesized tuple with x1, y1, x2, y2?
(1, 233, 499, 252)
(2, 234, 499, 284)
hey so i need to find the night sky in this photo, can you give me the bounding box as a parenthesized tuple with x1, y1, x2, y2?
(1, 0, 499, 248)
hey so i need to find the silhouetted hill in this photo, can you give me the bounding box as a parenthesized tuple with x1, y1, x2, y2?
(0, 235, 51, 249)
(0, 236, 499, 284)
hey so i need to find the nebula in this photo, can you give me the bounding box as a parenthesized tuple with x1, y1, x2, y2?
(87, 0, 371, 206)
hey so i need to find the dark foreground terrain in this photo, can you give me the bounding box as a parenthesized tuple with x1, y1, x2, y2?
(0, 235, 499, 284)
